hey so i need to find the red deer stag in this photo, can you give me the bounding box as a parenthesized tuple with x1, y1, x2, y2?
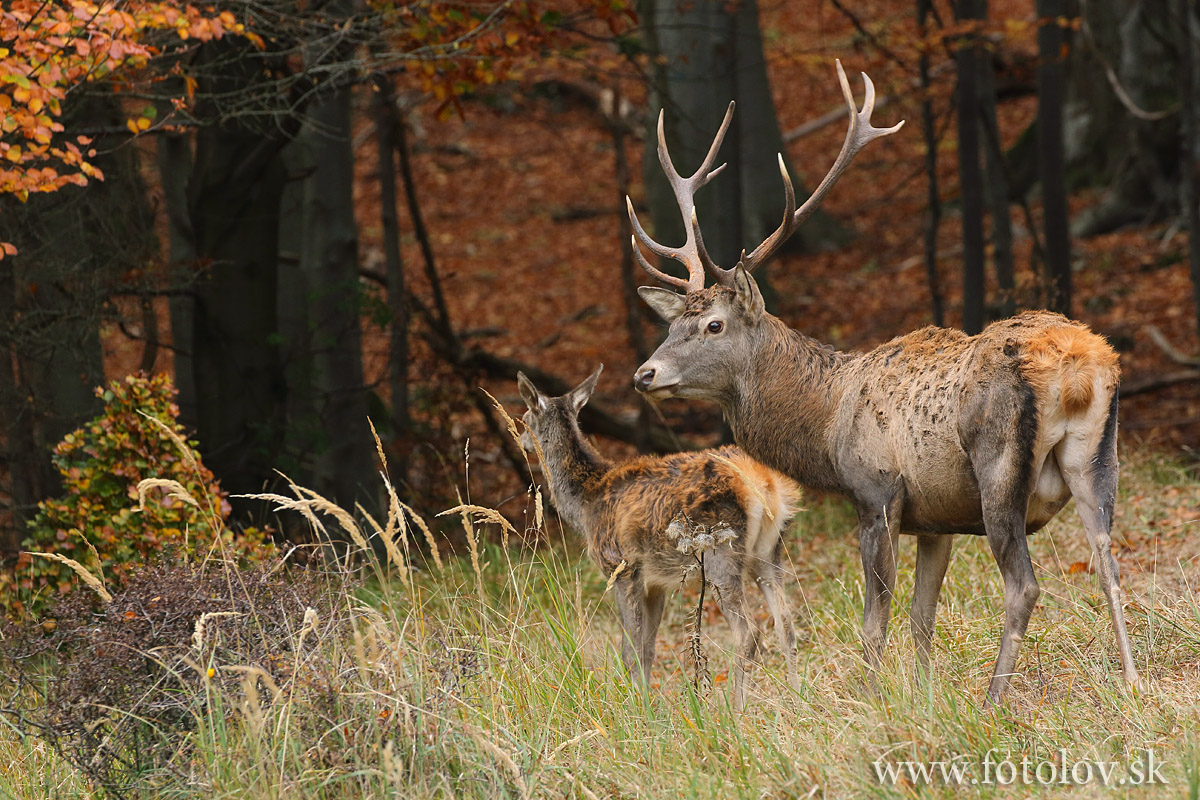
(517, 366, 801, 709)
(627, 61, 1138, 702)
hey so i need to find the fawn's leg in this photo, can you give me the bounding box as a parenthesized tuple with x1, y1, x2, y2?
(756, 547, 799, 691)
(640, 585, 667, 684)
(708, 561, 760, 712)
(613, 572, 647, 682)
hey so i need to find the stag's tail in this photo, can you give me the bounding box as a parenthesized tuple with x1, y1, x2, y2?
(1023, 324, 1120, 415)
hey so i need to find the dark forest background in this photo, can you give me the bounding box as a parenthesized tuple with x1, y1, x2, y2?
(3, 0, 1200, 557)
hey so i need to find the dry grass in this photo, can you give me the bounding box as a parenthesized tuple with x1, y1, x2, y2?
(1, 447, 1198, 798)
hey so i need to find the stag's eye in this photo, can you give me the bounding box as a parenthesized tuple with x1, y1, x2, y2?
(707, 320, 724, 334)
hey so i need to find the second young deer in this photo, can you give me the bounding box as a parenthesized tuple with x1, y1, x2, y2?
(517, 366, 801, 709)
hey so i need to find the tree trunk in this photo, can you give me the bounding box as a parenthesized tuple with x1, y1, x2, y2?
(1064, 0, 1179, 237)
(978, 31, 1015, 319)
(638, 0, 844, 310)
(955, 0, 987, 334)
(184, 40, 292, 497)
(1037, 0, 1072, 317)
(1179, 0, 1200, 346)
(918, 0, 945, 327)
(295, 84, 375, 509)
(156, 131, 199, 426)
(0, 254, 44, 552)
(374, 79, 412, 478)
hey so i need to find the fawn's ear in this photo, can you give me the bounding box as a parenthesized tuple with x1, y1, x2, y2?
(567, 364, 603, 414)
(517, 372, 545, 411)
(638, 286, 687, 322)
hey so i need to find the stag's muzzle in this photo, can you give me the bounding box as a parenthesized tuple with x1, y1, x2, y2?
(633, 364, 678, 399)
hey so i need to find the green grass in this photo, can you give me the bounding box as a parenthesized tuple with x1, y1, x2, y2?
(1, 448, 1198, 798)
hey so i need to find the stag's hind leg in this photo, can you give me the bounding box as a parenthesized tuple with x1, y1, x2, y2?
(1057, 394, 1138, 686)
(965, 375, 1051, 701)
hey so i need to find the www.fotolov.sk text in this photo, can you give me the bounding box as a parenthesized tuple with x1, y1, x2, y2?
(873, 749, 1167, 787)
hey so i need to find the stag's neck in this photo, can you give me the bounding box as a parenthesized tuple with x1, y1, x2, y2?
(538, 424, 612, 536)
(723, 314, 849, 493)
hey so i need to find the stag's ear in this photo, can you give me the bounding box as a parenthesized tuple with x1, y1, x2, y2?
(516, 372, 546, 411)
(638, 286, 687, 322)
(567, 364, 603, 414)
(732, 265, 764, 321)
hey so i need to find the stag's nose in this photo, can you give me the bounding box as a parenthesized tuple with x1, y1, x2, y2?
(634, 367, 656, 392)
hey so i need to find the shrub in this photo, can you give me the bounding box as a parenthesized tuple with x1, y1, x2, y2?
(2, 554, 346, 794)
(1, 373, 271, 616)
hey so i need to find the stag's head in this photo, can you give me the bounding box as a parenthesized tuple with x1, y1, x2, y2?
(630, 61, 903, 401)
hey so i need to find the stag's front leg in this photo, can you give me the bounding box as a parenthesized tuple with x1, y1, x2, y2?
(911, 534, 954, 671)
(857, 477, 905, 668)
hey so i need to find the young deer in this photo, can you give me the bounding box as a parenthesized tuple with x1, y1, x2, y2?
(626, 61, 1138, 702)
(516, 366, 801, 709)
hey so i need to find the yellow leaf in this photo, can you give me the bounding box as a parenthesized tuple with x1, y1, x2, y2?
(136, 116, 151, 131)
(505, 32, 519, 47)
(126, 119, 139, 134)
(5, 146, 20, 162)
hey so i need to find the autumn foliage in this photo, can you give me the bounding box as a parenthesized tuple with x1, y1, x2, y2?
(1, 374, 272, 616)
(0, 0, 247, 257)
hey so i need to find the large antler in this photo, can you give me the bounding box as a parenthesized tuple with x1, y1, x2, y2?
(626, 101, 735, 293)
(707, 60, 905, 286)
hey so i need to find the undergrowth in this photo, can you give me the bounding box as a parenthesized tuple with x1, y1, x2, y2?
(0, 434, 1197, 798)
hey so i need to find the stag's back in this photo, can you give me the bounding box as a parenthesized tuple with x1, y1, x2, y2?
(830, 310, 1119, 533)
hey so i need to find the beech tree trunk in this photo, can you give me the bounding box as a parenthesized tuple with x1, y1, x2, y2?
(1037, 0, 1072, 317)
(295, 84, 375, 509)
(955, 0, 987, 334)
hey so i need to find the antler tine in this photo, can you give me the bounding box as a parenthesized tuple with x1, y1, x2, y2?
(628, 102, 736, 293)
(720, 60, 904, 282)
(629, 234, 692, 292)
(790, 60, 903, 229)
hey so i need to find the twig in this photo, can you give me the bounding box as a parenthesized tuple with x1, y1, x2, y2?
(1145, 325, 1200, 366)
(1119, 370, 1200, 397)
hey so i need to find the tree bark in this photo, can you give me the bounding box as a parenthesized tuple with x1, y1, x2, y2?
(1037, 0, 1073, 317)
(295, 85, 375, 510)
(155, 131, 199, 426)
(1064, 0, 1178, 237)
(1178, 0, 1200, 347)
(374, 79, 412, 477)
(978, 32, 1015, 318)
(918, 0, 945, 327)
(955, 0, 987, 334)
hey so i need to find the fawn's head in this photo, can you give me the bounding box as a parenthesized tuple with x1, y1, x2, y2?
(628, 61, 902, 401)
(516, 366, 602, 453)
